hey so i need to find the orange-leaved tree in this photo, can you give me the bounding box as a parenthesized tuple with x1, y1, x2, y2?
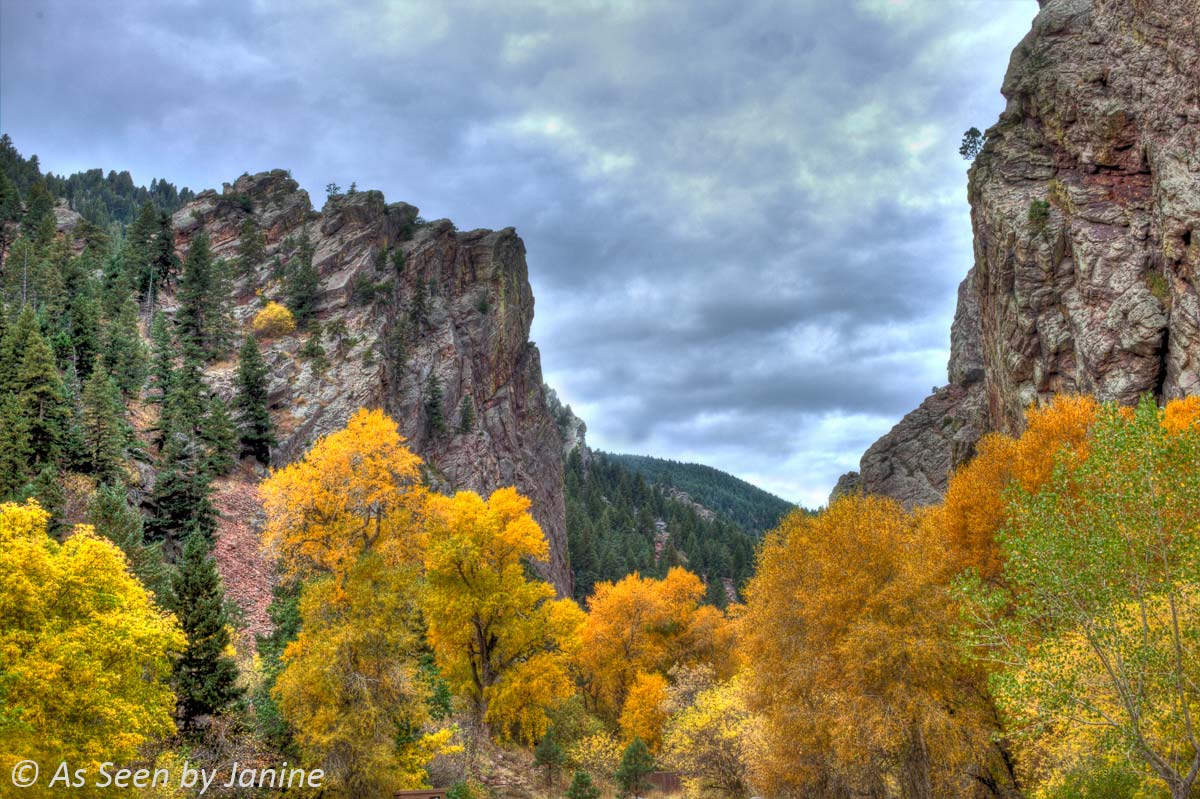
(578, 567, 737, 730)
(422, 487, 585, 757)
(739, 496, 1016, 799)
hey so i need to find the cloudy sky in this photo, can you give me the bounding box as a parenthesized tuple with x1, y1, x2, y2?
(0, 0, 1038, 507)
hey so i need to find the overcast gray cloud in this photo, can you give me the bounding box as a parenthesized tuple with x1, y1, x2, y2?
(0, 0, 1037, 506)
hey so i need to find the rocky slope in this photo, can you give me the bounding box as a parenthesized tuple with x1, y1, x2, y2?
(841, 0, 1200, 506)
(169, 171, 572, 596)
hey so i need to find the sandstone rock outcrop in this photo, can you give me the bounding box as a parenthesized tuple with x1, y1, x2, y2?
(170, 171, 572, 595)
(844, 0, 1200, 507)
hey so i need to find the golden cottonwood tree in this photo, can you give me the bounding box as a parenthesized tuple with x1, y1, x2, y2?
(422, 487, 585, 750)
(260, 407, 427, 584)
(261, 408, 451, 796)
(618, 671, 669, 752)
(0, 500, 183, 797)
(739, 497, 1015, 799)
(962, 398, 1200, 799)
(578, 568, 736, 724)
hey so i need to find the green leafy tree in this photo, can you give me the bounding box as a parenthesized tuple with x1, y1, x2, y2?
(170, 533, 243, 729)
(614, 737, 656, 797)
(234, 335, 274, 465)
(961, 398, 1200, 799)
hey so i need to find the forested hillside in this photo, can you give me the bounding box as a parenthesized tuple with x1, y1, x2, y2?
(0, 134, 194, 229)
(565, 451, 756, 606)
(605, 452, 797, 535)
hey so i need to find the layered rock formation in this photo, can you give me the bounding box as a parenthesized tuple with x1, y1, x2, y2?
(170, 171, 572, 594)
(843, 0, 1200, 507)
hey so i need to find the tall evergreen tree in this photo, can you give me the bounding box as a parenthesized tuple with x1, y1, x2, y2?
(102, 294, 149, 398)
(15, 323, 69, 470)
(0, 391, 31, 498)
(0, 305, 39, 392)
(80, 358, 130, 485)
(236, 218, 265, 279)
(170, 533, 242, 729)
(233, 336, 273, 465)
(425, 373, 445, 434)
(176, 232, 217, 358)
(283, 231, 319, 327)
(87, 486, 172, 601)
(147, 311, 176, 404)
(20, 180, 55, 244)
(148, 355, 217, 545)
(614, 737, 656, 798)
(200, 395, 237, 478)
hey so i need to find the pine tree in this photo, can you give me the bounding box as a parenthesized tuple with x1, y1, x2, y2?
(20, 180, 55, 244)
(0, 170, 20, 233)
(614, 737, 656, 797)
(100, 250, 134, 319)
(16, 323, 69, 470)
(0, 391, 31, 498)
(149, 355, 217, 545)
(236, 218, 265, 279)
(409, 277, 427, 326)
(534, 731, 565, 788)
(283, 231, 320, 327)
(80, 358, 130, 485)
(425, 373, 445, 435)
(170, 533, 243, 729)
(176, 232, 216, 358)
(87, 485, 172, 601)
(0, 305, 39, 393)
(566, 770, 600, 799)
(233, 336, 274, 465)
(147, 312, 176, 404)
(200, 395, 237, 478)
(102, 294, 148, 398)
(458, 396, 475, 433)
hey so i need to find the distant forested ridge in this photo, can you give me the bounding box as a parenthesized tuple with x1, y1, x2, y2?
(565, 450, 758, 606)
(0, 134, 194, 228)
(605, 452, 797, 535)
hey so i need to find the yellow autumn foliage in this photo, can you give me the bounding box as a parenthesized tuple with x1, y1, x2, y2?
(618, 671, 669, 752)
(579, 567, 736, 723)
(422, 487, 585, 746)
(0, 500, 184, 798)
(260, 407, 426, 584)
(252, 301, 296, 338)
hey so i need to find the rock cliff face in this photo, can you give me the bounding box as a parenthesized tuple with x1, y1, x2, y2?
(843, 0, 1200, 507)
(170, 171, 572, 595)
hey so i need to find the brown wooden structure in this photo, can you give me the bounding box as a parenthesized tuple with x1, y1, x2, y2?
(646, 771, 682, 794)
